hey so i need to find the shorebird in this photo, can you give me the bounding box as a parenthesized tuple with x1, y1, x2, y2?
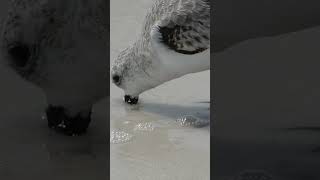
(0, 0, 108, 135)
(111, 0, 210, 104)
(113, 0, 320, 105)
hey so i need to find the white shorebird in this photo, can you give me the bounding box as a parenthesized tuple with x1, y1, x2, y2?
(113, 0, 320, 105)
(0, 0, 108, 135)
(111, 0, 210, 104)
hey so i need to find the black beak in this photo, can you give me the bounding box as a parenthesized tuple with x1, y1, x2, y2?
(124, 95, 139, 105)
(45, 105, 92, 136)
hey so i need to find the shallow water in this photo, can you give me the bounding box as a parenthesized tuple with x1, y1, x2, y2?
(110, 0, 210, 179)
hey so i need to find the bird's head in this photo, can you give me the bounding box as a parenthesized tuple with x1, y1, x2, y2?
(0, 0, 108, 135)
(111, 45, 165, 104)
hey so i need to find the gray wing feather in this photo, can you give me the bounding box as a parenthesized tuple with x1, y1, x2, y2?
(156, 0, 210, 54)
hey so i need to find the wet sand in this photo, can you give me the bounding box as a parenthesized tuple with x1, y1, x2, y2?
(0, 59, 108, 180)
(110, 0, 210, 180)
(214, 27, 320, 179)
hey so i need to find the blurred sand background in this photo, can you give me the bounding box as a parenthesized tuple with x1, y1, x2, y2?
(214, 27, 320, 179)
(0, 1, 108, 179)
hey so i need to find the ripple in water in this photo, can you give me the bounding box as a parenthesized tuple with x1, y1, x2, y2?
(134, 122, 154, 132)
(176, 115, 209, 128)
(110, 130, 133, 144)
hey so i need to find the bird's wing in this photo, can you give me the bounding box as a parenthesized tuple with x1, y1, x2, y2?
(150, 0, 210, 55)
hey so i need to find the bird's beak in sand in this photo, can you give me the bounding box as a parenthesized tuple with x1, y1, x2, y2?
(45, 105, 92, 136)
(124, 95, 139, 105)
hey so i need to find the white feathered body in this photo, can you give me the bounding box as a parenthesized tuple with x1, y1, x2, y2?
(112, 0, 210, 96)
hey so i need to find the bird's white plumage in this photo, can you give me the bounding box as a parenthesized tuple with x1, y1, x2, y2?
(112, 0, 210, 97)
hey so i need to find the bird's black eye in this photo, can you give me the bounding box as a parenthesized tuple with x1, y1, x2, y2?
(7, 43, 31, 67)
(112, 74, 121, 85)
(49, 17, 55, 23)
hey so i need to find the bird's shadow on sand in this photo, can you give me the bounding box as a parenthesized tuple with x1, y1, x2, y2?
(134, 101, 210, 122)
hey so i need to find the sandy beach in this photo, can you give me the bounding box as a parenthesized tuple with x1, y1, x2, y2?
(214, 27, 320, 179)
(0, 45, 108, 179)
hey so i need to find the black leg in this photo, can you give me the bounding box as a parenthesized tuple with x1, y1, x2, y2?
(62, 111, 92, 136)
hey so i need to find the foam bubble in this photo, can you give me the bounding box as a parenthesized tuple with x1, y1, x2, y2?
(134, 122, 154, 132)
(110, 130, 133, 144)
(176, 115, 209, 128)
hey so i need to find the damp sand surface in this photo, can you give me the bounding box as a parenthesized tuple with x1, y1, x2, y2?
(110, 0, 210, 179)
(0, 58, 108, 179)
(214, 27, 320, 179)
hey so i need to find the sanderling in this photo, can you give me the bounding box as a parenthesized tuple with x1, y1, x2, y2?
(1, 0, 108, 135)
(111, 0, 210, 104)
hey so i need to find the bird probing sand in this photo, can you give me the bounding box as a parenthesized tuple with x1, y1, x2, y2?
(111, 0, 210, 104)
